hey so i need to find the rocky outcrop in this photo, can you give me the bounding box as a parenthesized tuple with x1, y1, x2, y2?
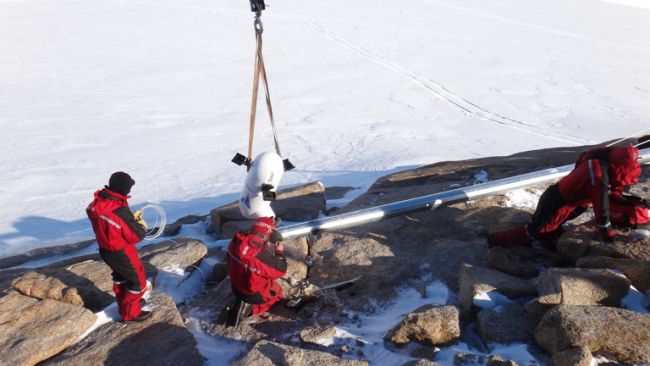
(535, 305, 650, 364)
(555, 226, 592, 263)
(476, 303, 536, 344)
(577, 255, 650, 292)
(140, 237, 207, 270)
(52, 259, 118, 311)
(453, 353, 519, 366)
(11, 271, 83, 306)
(163, 214, 206, 237)
(487, 245, 562, 278)
(0, 292, 96, 366)
(550, 347, 592, 366)
(458, 263, 536, 313)
(43, 293, 204, 366)
(534, 268, 629, 307)
(210, 181, 326, 234)
(0, 239, 95, 270)
(588, 238, 650, 261)
(299, 325, 336, 346)
(384, 305, 460, 346)
(402, 360, 443, 366)
(268, 181, 327, 222)
(231, 340, 368, 366)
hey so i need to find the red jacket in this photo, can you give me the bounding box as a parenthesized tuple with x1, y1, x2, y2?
(227, 231, 287, 302)
(560, 145, 640, 227)
(86, 188, 146, 251)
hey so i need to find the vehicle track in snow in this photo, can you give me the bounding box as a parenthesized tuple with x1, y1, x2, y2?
(303, 19, 593, 145)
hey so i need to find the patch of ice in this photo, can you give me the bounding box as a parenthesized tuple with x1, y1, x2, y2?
(630, 229, 650, 240)
(473, 290, 514, 310)
(505, 188, 542, 209)
(77, 302, 119, 341)
(621, 285, 650, 314)
(474, 170, 489, 184)
(186, 318, 248, 366)
(155, 257, 217, 304)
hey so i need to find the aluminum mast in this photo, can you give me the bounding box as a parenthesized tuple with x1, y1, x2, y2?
(278, 148, 650, 240)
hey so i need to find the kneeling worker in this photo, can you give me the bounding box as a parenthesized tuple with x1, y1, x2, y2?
(227, 217, 286, 324)
(488, 145, 641, 249)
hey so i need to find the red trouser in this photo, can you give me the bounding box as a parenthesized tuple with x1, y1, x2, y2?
(100, 245, 146, 321)
(252, 281, 283, 315)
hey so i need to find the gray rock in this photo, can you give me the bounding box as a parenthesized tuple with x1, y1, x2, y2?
(53, 259, 119, 311)
(140, 237, 207, 270)
(402, 360, 443, 366)
(210, 181, 326, 233)
(299, 325, 337, 346)
(477, 303, 536, 344)
(534, 268, 630, 308)
(40, 257, 156, 312)
(308, 231, 407, 310)
(535, 305, 650, 364)
(458, 263, 536, 313)
(221, 220, 255, 240)
(270, 181, 326, 222)
(163, 214, 206, 237)
(384, 305, 460, 346)
(0, 292, 96, 366)
(281, 237, 309, 285)
(551, 347, 592, 366)
(488, 245, 562, 278)
(11, 271, 84, 306)
(0, 239, 95, 269)
(43, 293, 204, 366)
(231, 340, 368, 366)
(577, 255, 650, 293)
(555, 225, 592, 263)
(587, 236, 650, 261)
(453, 353, 519, 366)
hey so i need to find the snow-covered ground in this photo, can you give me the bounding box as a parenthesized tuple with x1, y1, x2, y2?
(1, 0, 649, 258)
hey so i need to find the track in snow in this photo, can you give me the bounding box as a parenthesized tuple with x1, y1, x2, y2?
(303, 19, 593, 146)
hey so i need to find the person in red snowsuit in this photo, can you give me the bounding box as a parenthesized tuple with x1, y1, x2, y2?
(227, 217, 287, 316)
(488, 145, 641, 248)
(86, 172, 151, 322)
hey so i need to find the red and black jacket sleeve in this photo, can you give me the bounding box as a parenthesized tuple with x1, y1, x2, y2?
(113, 206, 147, 245)
(253, 245, 287, 280)
(589, 160, 611, 228)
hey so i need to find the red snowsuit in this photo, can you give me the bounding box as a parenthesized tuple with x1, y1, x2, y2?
(87, 188, 147, 321)
(227, 231, 287, 315)
(489, 145, 641, 248)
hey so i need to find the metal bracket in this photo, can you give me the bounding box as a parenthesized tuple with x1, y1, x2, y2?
(283, 159, 295, 171)
(261, 183, 276, 201)
(231, 153, 252, 168)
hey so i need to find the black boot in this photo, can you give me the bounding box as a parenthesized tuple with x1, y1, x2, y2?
(127, 310, 153, 323)
(224, 299, 252, 327)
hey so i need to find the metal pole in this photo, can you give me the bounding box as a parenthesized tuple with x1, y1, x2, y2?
(278, 148, 650, 240)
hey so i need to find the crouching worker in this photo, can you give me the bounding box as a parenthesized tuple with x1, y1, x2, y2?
(488, 145, 641, 249)
(86, 172, 152, 323)
(226, 217, 286, 326)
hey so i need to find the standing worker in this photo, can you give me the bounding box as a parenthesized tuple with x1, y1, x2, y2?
(86, 172, 152, 322)
(226, 217, 286, 325)
(488, 145, 641, 249)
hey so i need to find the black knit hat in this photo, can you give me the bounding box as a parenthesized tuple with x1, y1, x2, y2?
(108, 171, 135, 196)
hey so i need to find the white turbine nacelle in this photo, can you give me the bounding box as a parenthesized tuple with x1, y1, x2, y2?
(239, 151, 284, 219)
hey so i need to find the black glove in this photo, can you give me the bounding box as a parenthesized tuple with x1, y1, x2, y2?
(270, 230, 283, 243)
